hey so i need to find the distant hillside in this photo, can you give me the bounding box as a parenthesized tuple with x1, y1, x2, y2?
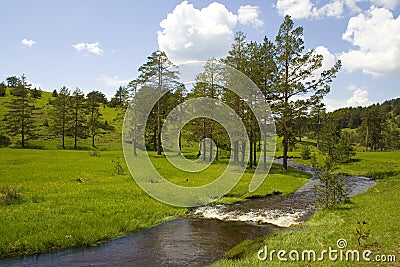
(0, 88, 124, 150)
(330, 98, 400, 129)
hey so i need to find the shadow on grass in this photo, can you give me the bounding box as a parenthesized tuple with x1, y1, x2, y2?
(366, 170, 400, 180)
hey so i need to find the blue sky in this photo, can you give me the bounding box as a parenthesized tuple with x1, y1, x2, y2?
(1, 0, 399, 111)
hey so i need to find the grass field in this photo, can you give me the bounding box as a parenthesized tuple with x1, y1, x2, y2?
(0, 148, 310, 258)
(213, 151, 400, 266)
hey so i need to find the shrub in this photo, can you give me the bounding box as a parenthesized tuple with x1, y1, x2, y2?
(0, 135, 11, 147)
(301, 145, 311, 160)
(0, 186, 23, 205)
(112, 158, 124, 175)
(314, 159, 348, 209)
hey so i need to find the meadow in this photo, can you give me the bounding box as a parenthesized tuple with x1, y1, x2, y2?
(0, 148, 310, 258)
(213, 151, 400, 266)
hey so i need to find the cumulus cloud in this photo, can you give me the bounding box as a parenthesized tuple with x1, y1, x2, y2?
(312, 46, 337, 79)
(339, 7, 400, 77)
(324, 87, 371, 111)
(158, 1, 237, 63)
(237, 5, 264, 27)
(346, 87, 371, 106)
(72, 42, 103, 55)
(98, 75, 130, 87)
(157, 1, 264, 64)
(324, 98, 347, 111)
(22, 39, 36, 47)
(276, 0, 314, 19)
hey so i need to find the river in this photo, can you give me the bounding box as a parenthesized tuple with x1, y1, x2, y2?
(0, 160, 375, 266)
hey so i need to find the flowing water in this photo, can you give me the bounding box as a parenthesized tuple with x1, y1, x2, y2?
(0, 161, 376, 267)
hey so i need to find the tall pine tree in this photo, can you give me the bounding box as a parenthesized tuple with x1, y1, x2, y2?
(5, 75, 36, 148)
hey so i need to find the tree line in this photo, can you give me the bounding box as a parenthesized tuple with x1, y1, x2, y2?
(1, 15, 399, 169)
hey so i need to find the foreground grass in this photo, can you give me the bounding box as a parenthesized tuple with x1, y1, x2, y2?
(214, 151, 400, 266)
(0, 148, 309, 258)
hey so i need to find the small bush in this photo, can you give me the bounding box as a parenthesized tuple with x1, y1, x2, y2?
(0, 135, 12, 147)
(355, 220, 371, 247)
(89, 149, 100, 157)
(112, 159, 124, 175)
(314, 159, 348, 209)
(0, 186, 23, 205)
(301, 145, 311, 160)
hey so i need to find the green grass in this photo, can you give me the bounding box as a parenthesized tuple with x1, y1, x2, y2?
(213, 151, 400, 266)
(0, 148, 310, 258)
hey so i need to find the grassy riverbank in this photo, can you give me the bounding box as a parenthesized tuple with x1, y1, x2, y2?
(214, 151, 400, 266)
(0, 148, 310, 258)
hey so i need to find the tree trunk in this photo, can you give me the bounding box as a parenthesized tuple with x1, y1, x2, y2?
(21, 117, 25, 148)
(178, 131, 182, 156)
(209, 138, 213, 161)
(253, 141, 257, 167)
(153, 126, 157, 151)
(202, 138, 206, 161)
(249, 138, 253, 168)
(283, 132, 289, 170)
(157, 99, 162, 155)
(241, 141, 246, 168)
(216, 140, 219, 161)
(234, 140, 239, 163)
(263, 140, 267, 169)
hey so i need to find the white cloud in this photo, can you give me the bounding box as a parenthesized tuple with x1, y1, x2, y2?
(371, 0, 399, 9)
(346, 87, 371, 106)
(313, 0, 344, 18)
(98, 75, 130, 87)
(72, 42, 103, 55)
(237, 5, 264, 27)
(324, 86, 371, 111)
(339, 7, 400, 77)
(324, 98, 347, 111)
(276, 0, 345, 19)
(158, 1, 237, 64)
(158, 2, 264, 64)
(276, 0, 314, 19)
(22, 39, 36, 47)
(313, 46, 337, 78)
(275, 0, 399, 19)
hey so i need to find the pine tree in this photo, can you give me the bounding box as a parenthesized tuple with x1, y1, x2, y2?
(4, 75, 36, 148)
(270, 15, 341, 170)
(86, 91, 103, 148)
(50, 86, 71, 149)
(137, 50, 180, 155)
(70, 88, 87, 149)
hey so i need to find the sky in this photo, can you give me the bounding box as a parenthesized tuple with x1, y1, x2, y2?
(1, 0, 399, 111)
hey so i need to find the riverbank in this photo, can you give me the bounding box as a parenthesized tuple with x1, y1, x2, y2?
(0, 148, 309, 258)
(213, 151, 400, 266)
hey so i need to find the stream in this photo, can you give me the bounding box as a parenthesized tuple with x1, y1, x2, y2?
(0, 160, 376, 266)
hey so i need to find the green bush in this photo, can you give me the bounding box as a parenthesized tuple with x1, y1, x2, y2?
(0, 135, 11, 147)
(301, 145, 311, 160)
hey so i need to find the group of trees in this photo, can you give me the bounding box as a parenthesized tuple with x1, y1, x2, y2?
(125, 15, 341, 170)
(1, 75, 109, 148)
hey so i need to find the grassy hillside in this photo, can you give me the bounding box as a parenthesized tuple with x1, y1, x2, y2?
(0, 90, 122, 150)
